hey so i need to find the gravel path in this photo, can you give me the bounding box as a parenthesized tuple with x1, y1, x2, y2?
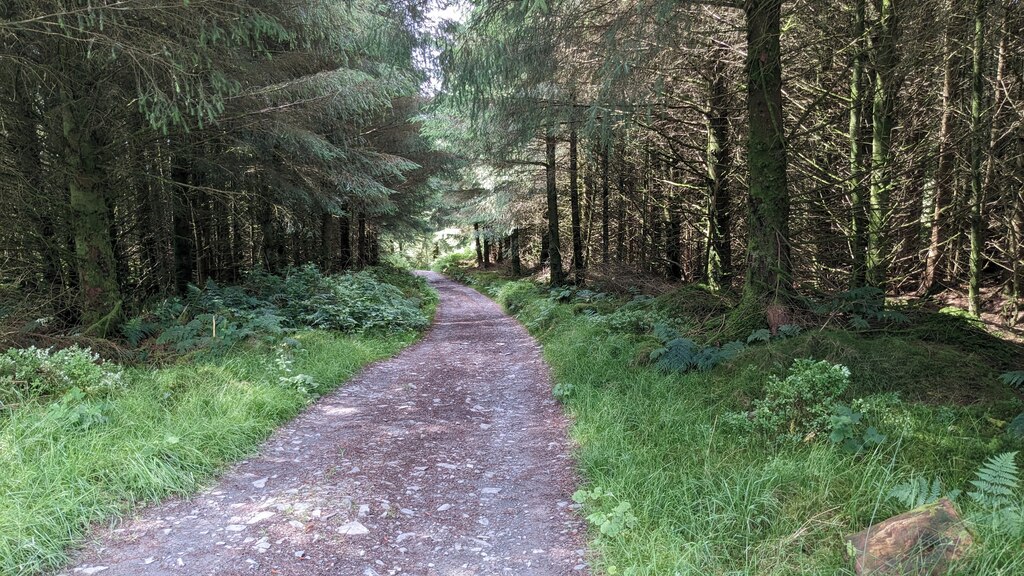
(60, 272, 587, 576)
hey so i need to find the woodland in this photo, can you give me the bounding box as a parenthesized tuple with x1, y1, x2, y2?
(2, 0, 1024, 574)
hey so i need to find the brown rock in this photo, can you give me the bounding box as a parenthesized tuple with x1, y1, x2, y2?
(846, 499, 972, 575)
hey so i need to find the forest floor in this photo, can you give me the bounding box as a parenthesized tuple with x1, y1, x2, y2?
(60, 272, 586, 576)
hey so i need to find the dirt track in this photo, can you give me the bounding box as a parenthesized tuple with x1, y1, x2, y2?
(60, 271, 587, 576)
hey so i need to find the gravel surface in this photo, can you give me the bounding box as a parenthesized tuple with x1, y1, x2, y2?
(59, 271, 588, 576)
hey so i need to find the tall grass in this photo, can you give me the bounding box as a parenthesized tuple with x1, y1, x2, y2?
(0, 330, 414, 574)
(479, 274, 1024, 575)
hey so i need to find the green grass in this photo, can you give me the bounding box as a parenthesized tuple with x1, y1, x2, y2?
(0, 330, 415, 574)
(474, 271, 1024, 575)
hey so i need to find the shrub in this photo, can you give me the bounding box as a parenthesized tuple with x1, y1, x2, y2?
(751, 358, 851, 438)
(134, 265, 430, 353)
(431, 249, 475, 276)
(495, 281, 538, 314)
(0, 346, 123, 405)
(302, 272, 428, 333)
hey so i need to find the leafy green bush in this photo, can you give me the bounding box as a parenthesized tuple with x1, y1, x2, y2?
(302, 272, 428, 333)
(827, 404, 885, 453)
(0, 346, 123, 405)
(750, 359, 851, 437)
(431, 249, 475, 277)
(495, 280, 538, 314)
(129, 265, 429, 353)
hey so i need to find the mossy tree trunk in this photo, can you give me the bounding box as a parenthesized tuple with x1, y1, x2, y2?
(743, 0, 791, 304)
(63, 86, 122, 335)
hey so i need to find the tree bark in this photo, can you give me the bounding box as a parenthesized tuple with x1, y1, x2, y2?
(569, 126, 585, 285)
(849, 0, 869, 288)
(743, 0, 791, 304)
(867, 0, 899, 289)
(967, 0, 987, 315)
(921, 1, 959, 295)
(510, 228, 522, 276)
(546, 131, 565, 286)
(474, 222, 484, 267)
(63, 87, 122, 334)
(707, 45, 733, 290)
(601, 144, 610, 264)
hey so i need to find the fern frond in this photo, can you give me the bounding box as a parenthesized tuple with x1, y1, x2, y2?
(968, 452, 1019, 507)
(999, 371, 1024, 391)
(888, 476, 945, 509)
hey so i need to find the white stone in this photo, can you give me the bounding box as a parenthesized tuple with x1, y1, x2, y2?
(252, 477, 268, 488)
(247, 511, 275, 524)
(338, 521, 369, 536)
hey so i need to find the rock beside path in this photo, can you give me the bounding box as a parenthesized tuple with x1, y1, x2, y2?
(846, 498, 972, 575)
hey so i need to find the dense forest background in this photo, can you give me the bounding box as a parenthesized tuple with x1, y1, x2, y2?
(437, 0, 1023, 336)
(0, 0, 452, 339)
(2, 0, 1022, 339)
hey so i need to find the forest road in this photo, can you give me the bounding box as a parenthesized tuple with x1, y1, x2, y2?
(60, 271, 587, 576)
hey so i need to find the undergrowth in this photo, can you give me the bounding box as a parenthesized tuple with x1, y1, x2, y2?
(0, 267, 434, 574)
(467, 269, 1024, 575)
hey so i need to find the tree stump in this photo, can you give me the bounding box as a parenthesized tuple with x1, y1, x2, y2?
(845, 499, 972, 575)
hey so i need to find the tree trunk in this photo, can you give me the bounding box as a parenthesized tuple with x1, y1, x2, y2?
(743, 0, 791, 304)
(707, 45, 733, 290)
(849, 0, 869, 288)
(967, 0, 987, 315)
(321, 212, 338, 273)
(63, 89, 122, 334)
(601, 144, 610, 264)
(1011, 149, 1023, 326)
(617, 162, 626, 262)
(867, 0, 898, 289)
(921, 2, 959, 295)
(339, 210, 351, 270)
(569, 126, 585, 286)
(357, 213, 368, 268)
(510, 228, 522, 276)
(546, 131, 565, 286)
(667, 164, 683, 281)
(474, 222, 484, 267)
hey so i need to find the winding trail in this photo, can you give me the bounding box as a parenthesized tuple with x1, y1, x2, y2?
(61, 272, 587, 576)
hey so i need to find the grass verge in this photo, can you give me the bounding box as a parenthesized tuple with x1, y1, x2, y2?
(1, 297, 432, 575)
(466, 271, 1024, 575)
